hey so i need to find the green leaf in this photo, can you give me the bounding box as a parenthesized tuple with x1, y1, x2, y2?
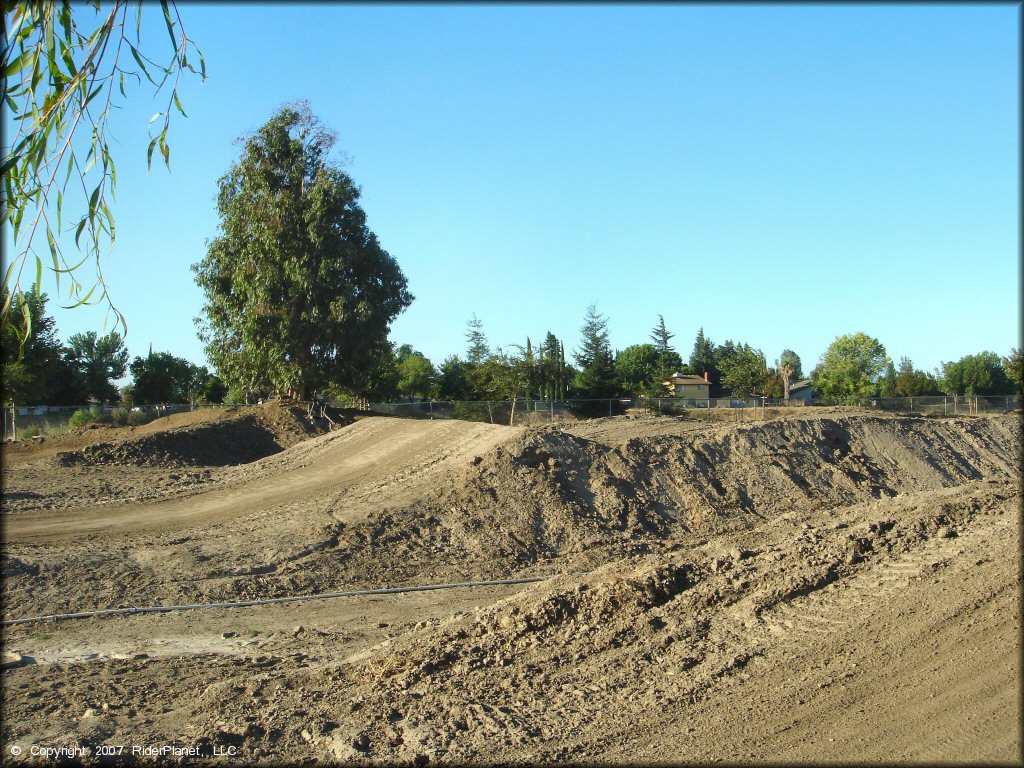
(147, 137, 157, 169)
(75, 218, 87, 247)
(159, 135, 170, 168)
(85, 83, 103, 106)
(128, 42, 154, 84)
(4, 50, 29, 78)
(63, 282, 98, 309)
(160, 1, 179, 51)
(100, 200, 116, 240)
(172, 91, 186, 117)
(46, 228, 60, 274)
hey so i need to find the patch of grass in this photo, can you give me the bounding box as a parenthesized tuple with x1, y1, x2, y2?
(30, 632, 53, 642)
(12, 418, 73, 441)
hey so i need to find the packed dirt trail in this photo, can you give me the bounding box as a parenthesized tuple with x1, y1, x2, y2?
(3, 417, 514, 542)
(1, 403, 1020, 764)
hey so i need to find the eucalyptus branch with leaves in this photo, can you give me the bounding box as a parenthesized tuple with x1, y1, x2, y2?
(1, 0, 204, 345)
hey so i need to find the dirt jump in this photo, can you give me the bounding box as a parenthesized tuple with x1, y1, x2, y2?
(1, 402, 1020, 764)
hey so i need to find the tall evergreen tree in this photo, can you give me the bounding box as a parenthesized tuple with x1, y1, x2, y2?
(650, 314, 683, 379)
(465, 314, 490, 365)
(573, 304, 616, 398)
(689, 327, 718, 383)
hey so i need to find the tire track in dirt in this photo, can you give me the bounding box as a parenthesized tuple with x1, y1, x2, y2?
(609, 493, 1019, 764)
(3, 418, 516, 542)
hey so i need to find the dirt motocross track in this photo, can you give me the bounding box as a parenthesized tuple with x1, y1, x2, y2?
(1, 403, 1020, 764)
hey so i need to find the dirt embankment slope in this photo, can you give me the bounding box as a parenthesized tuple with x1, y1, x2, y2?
(1, 410, 1020, 764)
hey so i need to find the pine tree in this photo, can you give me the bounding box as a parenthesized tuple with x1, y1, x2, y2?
(650, 315, 675, 355)
(573, 304, 616, 398)
(689, 327, 718, 383)
(465, 314, 489, 365)
(650, 314, 683, 380)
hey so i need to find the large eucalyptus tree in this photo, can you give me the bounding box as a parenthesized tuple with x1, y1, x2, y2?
(193, 102, 412, 400)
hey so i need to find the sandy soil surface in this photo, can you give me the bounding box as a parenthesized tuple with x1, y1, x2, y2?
(1, 404, 1020, 764)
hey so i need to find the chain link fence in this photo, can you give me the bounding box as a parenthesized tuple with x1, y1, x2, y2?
(4, 394, 1020, 441)
(1, 403, 242, 442)
(365, 395, 1021, 426)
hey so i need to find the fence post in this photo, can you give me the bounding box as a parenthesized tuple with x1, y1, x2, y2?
(429, 400, 433, 420)
(550, 400, 554, 422)
(910, 397, 913, 413)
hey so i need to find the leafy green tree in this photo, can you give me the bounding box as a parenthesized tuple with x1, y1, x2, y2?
(3, 1, 204, 335)
(129, 350, 223, 404)
(813, 332, 891, 402)
(193, 102, 413, 400)
(1004, 348, 1023, 395)
(573, 304, 616, 398)
(878, 359, 898, 397)
(337, 340, 400, 403)
(939, 352, 1012, 396)
(719, 343, 769, 399)
(0, 286, 73, 404)
(437, 355, 469, 400)
(894, 356, 938, 397)
(396, 345, 436, 400)
(615, 343, 662, 396)
(66, 331, 128, 402)
(689, 327, 718, 384)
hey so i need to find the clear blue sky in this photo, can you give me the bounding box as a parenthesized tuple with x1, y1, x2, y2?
(6, 3, 1020, 381)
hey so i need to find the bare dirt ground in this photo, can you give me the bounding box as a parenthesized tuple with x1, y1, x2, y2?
(1, 403, 1020, 764)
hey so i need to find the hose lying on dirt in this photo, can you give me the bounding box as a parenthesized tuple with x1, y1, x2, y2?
(1, 576, 550, 626)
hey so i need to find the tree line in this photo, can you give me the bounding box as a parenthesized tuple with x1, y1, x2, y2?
(4, 282, 1020, 409)
(2, 287, 225, 407)
(4, 102, 1021, 409)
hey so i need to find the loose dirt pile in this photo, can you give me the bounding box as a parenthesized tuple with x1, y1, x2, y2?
(1, 409, 1020, 763)
(1, 402, 366, 513)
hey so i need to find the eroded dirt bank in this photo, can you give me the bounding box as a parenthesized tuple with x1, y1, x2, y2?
(1, 408, 1020, 764)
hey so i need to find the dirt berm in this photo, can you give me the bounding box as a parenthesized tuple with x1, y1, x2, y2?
(1, 407, 1020, 763)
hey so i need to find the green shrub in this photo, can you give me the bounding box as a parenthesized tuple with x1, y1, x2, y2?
(68, 409, 91, 427)
(126, 410, 150, 427)
(110, 408, 129, 426)
(224, 387, 247, 406)
(89, 405, 106, 423)
(16, 425, 41, 440)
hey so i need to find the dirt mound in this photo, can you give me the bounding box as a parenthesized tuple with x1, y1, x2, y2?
(130, 411, 1017, 613)
(273, 477, 1018, 765)
(1, 411, 1020, 763)
(50, 403, 359, 468)
(360, 413, 1020, 578)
